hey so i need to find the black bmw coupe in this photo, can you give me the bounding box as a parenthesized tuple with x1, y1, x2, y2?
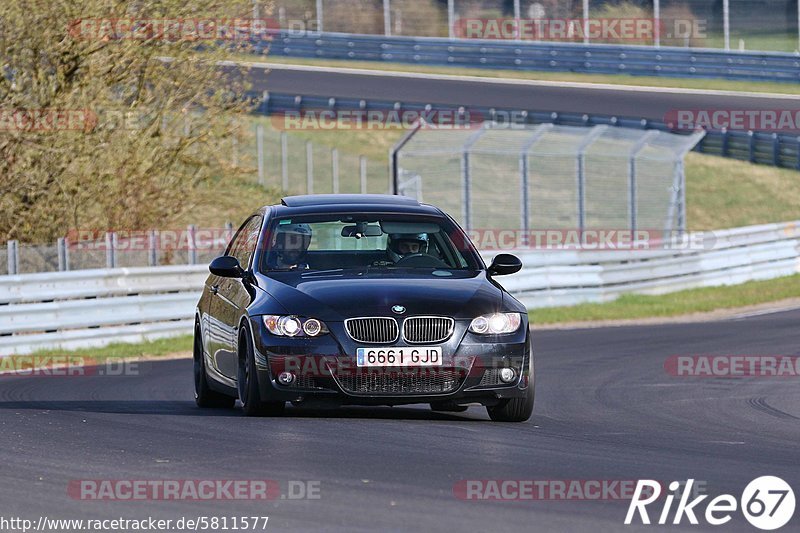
(194, 194, 534, 422)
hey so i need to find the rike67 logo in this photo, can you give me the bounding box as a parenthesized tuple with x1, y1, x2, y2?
(626, 477, 795, 530)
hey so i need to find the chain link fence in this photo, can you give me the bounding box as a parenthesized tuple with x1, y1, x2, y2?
(272, 0, 800, 52)
(393, 123, 705, 234)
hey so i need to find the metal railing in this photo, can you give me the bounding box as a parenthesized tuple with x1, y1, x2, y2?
(1, 220, 798, 355)
(260, 31, 800, 83)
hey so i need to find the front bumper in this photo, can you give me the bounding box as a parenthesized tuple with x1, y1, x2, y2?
(249, 317, 533, 407)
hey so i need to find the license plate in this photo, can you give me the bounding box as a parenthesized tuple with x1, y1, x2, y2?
(356, 347, 442, 367)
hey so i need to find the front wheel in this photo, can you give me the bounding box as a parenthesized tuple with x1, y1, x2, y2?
(486, 386, 534, 422)
(237, 326, 285, 417)
(194, 325, 235, 409)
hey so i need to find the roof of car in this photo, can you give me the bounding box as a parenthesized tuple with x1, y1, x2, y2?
(271, 194, 442, 217)
(281, 194, 419, 208)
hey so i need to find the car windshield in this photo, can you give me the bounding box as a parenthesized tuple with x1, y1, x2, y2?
(259, 213, 482, 272)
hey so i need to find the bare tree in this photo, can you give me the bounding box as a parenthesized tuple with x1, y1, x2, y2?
(0, 0, 272, 241)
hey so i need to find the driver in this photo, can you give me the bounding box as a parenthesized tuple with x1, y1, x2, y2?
(387, 233, 428, 263)
(272, 223, 312, 269)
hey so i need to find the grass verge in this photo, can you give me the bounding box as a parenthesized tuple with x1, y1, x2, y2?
(530, 273, 800, 324)
(26, 335, 193, 362)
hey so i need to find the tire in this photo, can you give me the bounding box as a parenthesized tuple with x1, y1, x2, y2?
(237, 326, 285, 417)
(430, 402, 469, 413)
(486, 386, 534, 422)
(194, 324, 235, 409)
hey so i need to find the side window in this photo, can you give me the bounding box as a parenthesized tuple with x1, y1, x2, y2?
(227, 216, 262, 269)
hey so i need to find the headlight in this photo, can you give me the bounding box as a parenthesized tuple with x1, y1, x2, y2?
(263, 315, 329, 337)
(469, 313, 522, 334)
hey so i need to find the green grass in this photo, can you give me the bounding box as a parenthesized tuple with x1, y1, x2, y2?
(685, 152, 800, 229)
(531, 273, 800, 324)
(250, 55, 800, 95)
(27, 335, 193, 362)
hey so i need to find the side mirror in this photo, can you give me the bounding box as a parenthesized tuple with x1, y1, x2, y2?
(487, 253, 522, 276)
(209, 256, 244, 278)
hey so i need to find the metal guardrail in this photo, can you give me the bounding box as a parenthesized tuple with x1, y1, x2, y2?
(256, 91, 800, 170)
(0, 265, 207, 355)
(261, 31, 800, 83)
(1, 222, 798, 355)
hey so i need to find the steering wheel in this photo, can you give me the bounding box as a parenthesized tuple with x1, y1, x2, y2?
(393, 253, 449, 268)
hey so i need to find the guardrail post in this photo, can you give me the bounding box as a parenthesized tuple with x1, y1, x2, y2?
(187, 225, 197, 265)
(148, 230, 158, 267)
(306, 141, 314, 194)
(256, 124, 265, 185)
(332, 148, 339, 194)
(772, 133, 780, 166)
(7, 240, 18, 275)
(57, 237, 70, 271)
(796, 137, 800, 170)
(280, 131, 289, 191)
(360, 155, 368, 194)
(721, 128, 729, 157)
(105, 232, 117, 269)
(748, 131, 756, 163)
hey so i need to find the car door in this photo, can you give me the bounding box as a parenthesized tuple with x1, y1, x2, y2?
(209, 215, 263, 380)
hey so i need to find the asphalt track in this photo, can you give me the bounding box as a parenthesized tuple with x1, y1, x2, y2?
(1, 309, 798, 532)
(251, 64, 800, 121)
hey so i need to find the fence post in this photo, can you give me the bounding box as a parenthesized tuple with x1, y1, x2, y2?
(306, 141, 314, 194)
(654, 0, 660, 47)
(575, 125, 608, 235)
(281, 131, 289, 191)
(628, 131, 660, 233)
(105, 232, 117, 269)
(389, 119, 423, 195)
(332, 148, 340, 194)
(461, 124, 488, 232)
(360, 155, 368, 194)
(148, 230, 158, 267)
(582, 0, 590, 44)
(447, 0, 455, 39)
(513, 0, 521, 40)
(316, 0, 324, 33)
(723, 0, 730, 51)
(256, 124, 265, 185)
(187, 224, 197, 265)
(519, 124, 553, 241)
(384, 0, 391, 36)
(7, 240, 18, 275)
(57, 237, 70, 272)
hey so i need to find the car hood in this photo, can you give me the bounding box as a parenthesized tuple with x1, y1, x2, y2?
(257, 270, 505, 321)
